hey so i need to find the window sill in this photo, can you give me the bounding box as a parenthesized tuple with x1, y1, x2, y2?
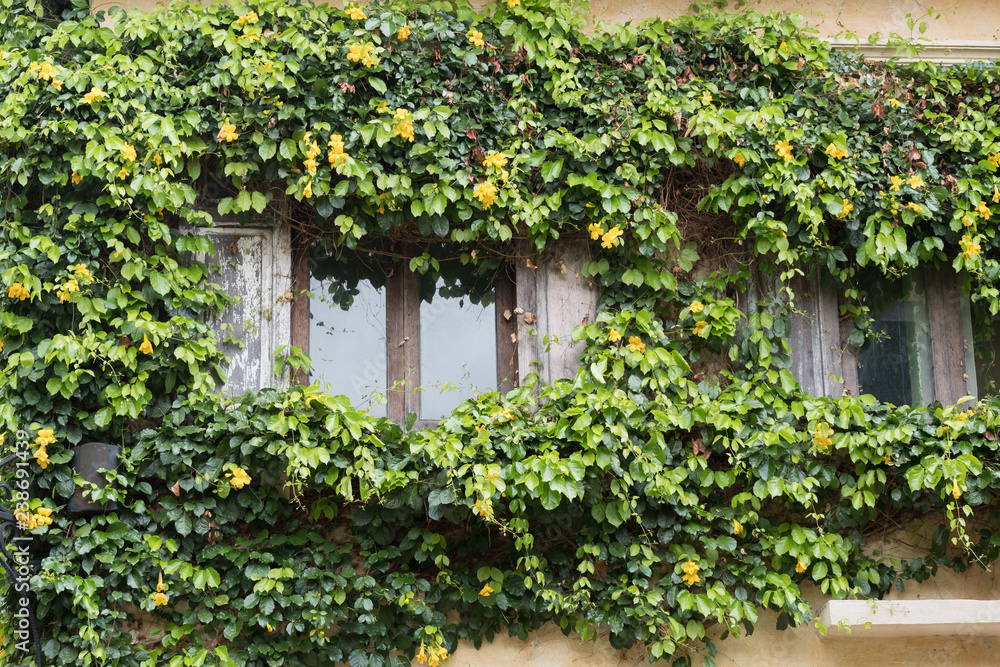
(818, 599, 1000, 638)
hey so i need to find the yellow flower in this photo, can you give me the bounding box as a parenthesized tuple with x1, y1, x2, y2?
(139, 333, 153, 355)
(37, 62, 55, 81)
(990, 153, 1000, 169)
(73, 264, 91, 277)
(951, 478, 961, 499)
(473, 498, 493, 517)
(152, 153, 162, 165)
(57, 290, 70, 303)
(961, 234, 981, 259)
(883, 454, 892, 464)
(376, 101, 390, 113)
(888, 98, 901, 108)
(150, 571, 169, 607)
(263, 60, 272, 74)
(608, 328, 622, 343)
(681, 560, 700, 586)
(0, 340, 3, 353)
(227, 467, 252, 489)
(303, 157, 318, 174)
(51, 80, 63, 91)
(328, 134, 348, 166)
(479, 583, 494, 597)
(234, 11, 258, 26)
(796, 559, 807, 573)
(483, 151, 508, 169)
(394, 119, 414, 141)
(689, 301, 704, 314)
(468, 28, 485, 48)
(7, 282, 30, 301)
(266, 623, 273, 632)
(701, 90, 712, 104)
(824, 143, 849, 160)
(345, 4, 366, 20)
(217, 119, 238, 143)
(693, 320, 708, 337)
(303, 181, 313, 199)
(118, 166, 129, 180)
(836, 199, 854, 219)
(813, 422, 833, 450)
(963, 214, 974, 227)
(397, 24, 411, 40)
(508, 0, 520, 7)
(34, 445, 49, 470)
(64, 279, 79, 293)
(601, 226, 623, 249)
(907, 175, 925, 188)
(71, 171, 82, 184)
(733, 519, 744, 536)
(416, 642, 427, 664)
(733, 153, 745, 168)
(626, 336, 645, 353)
(773, 140, 794, 162)
(120, 142, 137, 162)
(977, 200, 992, 220)
(35, 429, 56, 447)
(588, 223, 603, 240)
(889, 175, 903, 191)
(906, 202, 922, 213)
(473, 181, 497, 208)
(994, 186, 1000, 203)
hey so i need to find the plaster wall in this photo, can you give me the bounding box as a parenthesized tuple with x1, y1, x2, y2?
(94, 0, 1000, 43)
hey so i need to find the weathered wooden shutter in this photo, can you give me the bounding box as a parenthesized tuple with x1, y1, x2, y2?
(515, 239, 598, 384)
(193, 225, 292, 394)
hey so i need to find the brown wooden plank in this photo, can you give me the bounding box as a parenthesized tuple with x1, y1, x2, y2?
(926, 266, 969, 405)
(495, 263, 518, 394)
(289, 231, 311, 386)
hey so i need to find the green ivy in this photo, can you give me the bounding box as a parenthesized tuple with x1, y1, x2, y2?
(4, 1, 1000, 666)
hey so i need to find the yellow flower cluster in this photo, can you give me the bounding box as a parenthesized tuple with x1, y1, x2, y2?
(906, 202, 922, 213)
(138, 333, 153, 354)
(468, 28, 485, 48)
(303, 133, 321, 174)
(7, 282, 29, 301)
(15, 506, 53, 530)
(82, 87, 106, 105)
(824, 143, 849, 160)
(345, 3, 366, 20)
(74, 263, 91, 278)
(961, 234, 981, 259)
(733, 153, 745, 168)
(888, 98, 901, 108)
(393, 108, 414, 141)
(483, 151, 507, 169)
(56, 278, 79, 303)
(977, 200, 992, 220)
(889, 175, 903, 192)
(376, 101, 390, 113)
(813, 422, 833, 450)
(907, 174, 925, 188)
(479, 583, 494, 597)
(328, 134, 348, 167)
(416, 641, 448, 667)
(347, 42, 378, 68)
(151, 571, 169, 607)
(397, 24, 411, 40)
(227, 467, 252, 489)
(693, 320, 708, 337)
(217, 119, 239, 143)
(681, 560, 700, 585)
(773, 140, 794, 162)
(608, 328, 622, 343)
(601, 226, 623, 249)
(689, 301, 705, 314)
(235, 11, 258, 26)
(838, 199, 853, 219)
(34, 428, 55, 469)
(473, 181, 497, 208)
(508, 0, 520, 7)
(121, 142, 137, 162)
(473, 498, 493, 517)
(626, 336, 645, 353)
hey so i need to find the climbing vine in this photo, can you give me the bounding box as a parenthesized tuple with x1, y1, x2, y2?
(4, 0, 1000, 666)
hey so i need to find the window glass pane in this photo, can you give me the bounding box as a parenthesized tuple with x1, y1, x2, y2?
(309, 277, 387, 417)
(856, 276, 934, 405)
(419, 280, 497, 419)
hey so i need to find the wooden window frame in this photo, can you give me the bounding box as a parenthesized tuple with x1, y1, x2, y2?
(790, 265, 975, 405)
(290, 237, 518, 426)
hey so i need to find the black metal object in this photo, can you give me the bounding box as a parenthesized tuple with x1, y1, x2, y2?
(0, 442, 43, 667)
(68, 442, 121, 517)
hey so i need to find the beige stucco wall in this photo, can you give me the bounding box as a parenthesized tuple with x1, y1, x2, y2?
(93, 0, 1000, 42)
